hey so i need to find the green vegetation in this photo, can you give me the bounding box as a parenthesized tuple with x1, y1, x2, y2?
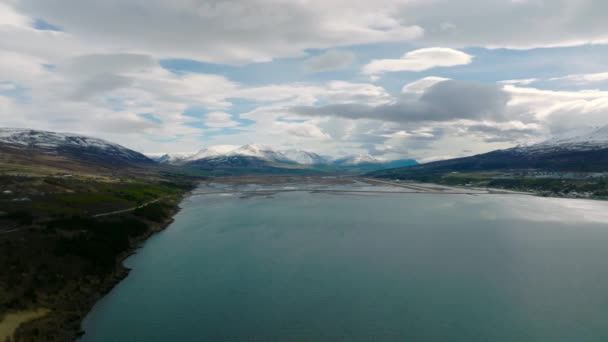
(133, 202, 173, 222)
(0, 173, 199, 341)
(52, 217, 149, 272)
(380, 171, 608, 199)
(487, 177, 608, 197)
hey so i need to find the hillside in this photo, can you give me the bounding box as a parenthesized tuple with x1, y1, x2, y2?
(0, 129, 154, 165)
(0, 129, 200, 341)
(371, 125, 608, 177)
(369, 126, 608, 199)
(0, 129, 156, 176)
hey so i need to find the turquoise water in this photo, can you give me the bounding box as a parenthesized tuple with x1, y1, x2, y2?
(82, 189, 608, 341)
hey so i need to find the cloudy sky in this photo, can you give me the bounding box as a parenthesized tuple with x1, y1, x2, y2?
(1, 0, 607, 161)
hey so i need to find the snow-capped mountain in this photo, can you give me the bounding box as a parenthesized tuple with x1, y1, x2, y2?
(155, 144, 291, 165)
(371, 125, 608, 176)
(146, 152, 195, 164)
(150, 143, 417, 174)
(224, 144, 292, 163)
(187, 145, 240, 161)
(333, 154, 382, 166)
(520, 125, 608, 154)
(281, 149, 331, 165)
(0, 128, 153, 165)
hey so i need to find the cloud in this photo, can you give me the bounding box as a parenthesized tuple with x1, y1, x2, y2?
(396, 0, 608, 49)
(61, 53, 156, 77)
(0, 82, 17, 91)
(461, 121, 542, 143)
(361, 143, 409, 157)
(362, 48, 472, 75)
(549, 72, 608, 83)
(305, 50, 354, 72)
(2, 0, 608, 159)
(13, 0, 423, 64)
(402, 76, 450, 94)
(502, 85, 608, 135)
(293, 80, 510, 123)
(0, 2, 30, 27)
(498, 78, 538, 86)
(9, 0, 608, 63)
(273, 121, 330, 139)
(204, 112, 240, 128)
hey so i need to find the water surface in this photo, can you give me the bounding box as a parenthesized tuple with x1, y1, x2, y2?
(82, 186, 608, 341)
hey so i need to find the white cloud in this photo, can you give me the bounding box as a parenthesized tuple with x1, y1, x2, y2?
(12, 0, 422, 64)
(0, 2, 30, 27)
(549, 72, 608, 83)
(503, 85, 608, 134)
(397, 0, 608, 49)
(1, 0, 608, 160)
(0, 82, 17, 91)
(204, 112, 240, 128)
(362, 48, 473, 75)
(402, 76, 450, 94)
(294, 80, 509, 123)
(305, 50, 354, 72)
(498, 78, 538, 85)
(273, 121, 330, 139)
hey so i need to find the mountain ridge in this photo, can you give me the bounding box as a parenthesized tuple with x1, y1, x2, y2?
(0, 127, 418, 175)
(370, 125, 608, 178)
(0, 128, 155, 170)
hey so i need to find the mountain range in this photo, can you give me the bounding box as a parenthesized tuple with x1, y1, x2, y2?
(370, 125, 608, 178)
(0, 128, 416, 175)
(3, 125, 608, 177)
(147, 143, 417, 174)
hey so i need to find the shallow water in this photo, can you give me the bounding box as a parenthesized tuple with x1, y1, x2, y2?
(82, 187, 608, 341)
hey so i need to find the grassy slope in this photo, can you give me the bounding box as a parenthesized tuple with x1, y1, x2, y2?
(0, 157, 200, 341)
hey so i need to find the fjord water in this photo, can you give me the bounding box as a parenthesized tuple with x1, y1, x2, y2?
(82, 189, 608, 341)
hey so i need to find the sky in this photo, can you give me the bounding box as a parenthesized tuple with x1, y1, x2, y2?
(1, 0, 607, 161)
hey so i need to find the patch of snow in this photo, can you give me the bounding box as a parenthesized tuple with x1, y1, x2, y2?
(187, 145, 239, 161)
(517, 125, 608, 154)
(225, 144, 291, 162)
(334, 153, 382, 166)
(0, 128, 149, 161)
(281, 149, 331, 165)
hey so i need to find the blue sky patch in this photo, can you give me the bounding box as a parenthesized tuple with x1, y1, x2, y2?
(33, 19, 63, 31)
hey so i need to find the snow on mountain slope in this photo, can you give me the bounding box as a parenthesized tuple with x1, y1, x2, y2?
(333, 153, 382, 166)
(518, 125, 608, 154)
(0, 128, 152, 163)
(281, 149, 331, 165)
(225, 144, 291, 162)
(147, 146, 239, 164)
(152, 143, 407, 167)
(187, 145, 240, 161)
(547, 125, 608, 145)
(146, 152, 195, 164)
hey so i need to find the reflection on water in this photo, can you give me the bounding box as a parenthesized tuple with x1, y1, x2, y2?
(82, 187, 608, 342)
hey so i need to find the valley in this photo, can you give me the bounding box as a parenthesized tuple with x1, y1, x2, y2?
(1, 126, 608, 341)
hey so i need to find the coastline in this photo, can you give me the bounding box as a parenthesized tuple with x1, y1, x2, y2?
(7, 176, 605, 340)
(12, 191, 191, 342)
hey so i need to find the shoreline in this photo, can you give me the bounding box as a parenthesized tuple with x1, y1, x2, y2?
(12, 191, 191, 342)
(76, 191, 189, 339)
(366, 177, 608, 201)
(10, 176, 604, 340)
